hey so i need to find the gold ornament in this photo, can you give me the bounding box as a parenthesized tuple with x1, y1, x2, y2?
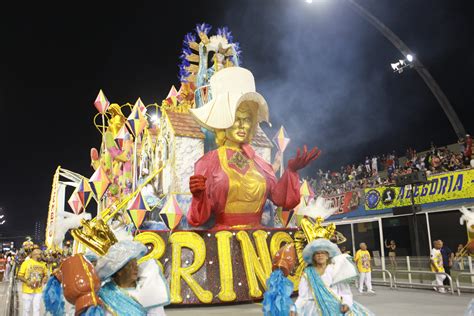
(107, 103, 126, 136)
(72, 163, 167, 254)
(228, 151, 250, 170)
(293, 230, 306, 264)
(300, 217, 336, 241)
(293, 217, 345, 290)
(215, 231, 237, 302)
(189, 41, 199, 51)
(198, 32, 210, 44)
(70, 219, 118, 256)
(169, 232, 213, 304)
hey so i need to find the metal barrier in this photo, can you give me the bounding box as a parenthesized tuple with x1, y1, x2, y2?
(4, 264, 18, 316)
(455, 272, 474, 296)
(394, 270, 454, 295)
(372, 268, 396, 289)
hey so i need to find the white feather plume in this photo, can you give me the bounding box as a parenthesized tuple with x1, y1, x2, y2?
(297, 196, 339, 220)
(52, 211, 91, 249)
(459, 207, 474, 233)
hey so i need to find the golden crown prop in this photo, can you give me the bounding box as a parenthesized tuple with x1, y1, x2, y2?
(294, 217, 347, 263)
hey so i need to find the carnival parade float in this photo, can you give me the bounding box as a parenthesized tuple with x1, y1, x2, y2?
(44, 23, 345, 307)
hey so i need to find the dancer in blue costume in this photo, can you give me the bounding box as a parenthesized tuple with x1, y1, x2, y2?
(262, 244, 297, 316)
(294, 239, 374, 316)
(94, 240, 170, 316)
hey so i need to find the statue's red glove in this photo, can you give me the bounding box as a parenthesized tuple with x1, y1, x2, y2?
(189, 175, 207, 198)
(287, 145, 321, 172)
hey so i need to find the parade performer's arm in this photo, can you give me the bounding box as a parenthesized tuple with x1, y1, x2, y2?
(269, 146, 321, 209)
(334, 282, 353, 309)
(187, 152, 217, 227)
(354, 250, 360, 265)
(17, 261, 31, 287)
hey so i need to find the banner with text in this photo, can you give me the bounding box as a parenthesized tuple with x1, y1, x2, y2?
(364, 169, 474, 210)
(325, 191, 361, 215)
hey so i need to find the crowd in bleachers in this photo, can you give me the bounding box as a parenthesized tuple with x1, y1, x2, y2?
(309, 135, 473, 196)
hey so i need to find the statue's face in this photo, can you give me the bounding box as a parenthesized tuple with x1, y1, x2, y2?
(216, 52, 225, 63)
(225, 104, 254, 144)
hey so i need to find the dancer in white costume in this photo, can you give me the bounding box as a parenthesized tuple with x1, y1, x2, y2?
(95, 240, 170, 316)
(294, 239, 373, 316)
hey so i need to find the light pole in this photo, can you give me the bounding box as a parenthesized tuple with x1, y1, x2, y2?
(308, 0, 467, 138)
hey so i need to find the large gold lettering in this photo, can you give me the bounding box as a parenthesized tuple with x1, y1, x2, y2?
(134, 232, 166, 269)
(269, 231, 294, 258)
(215, 231, 237, 302)
(169, 232, 213, 304)
(236, 230, 272, 298)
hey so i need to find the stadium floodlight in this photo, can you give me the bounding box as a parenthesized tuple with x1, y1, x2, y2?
(300, 0, 465, 138)
(390, 56, 414, 74)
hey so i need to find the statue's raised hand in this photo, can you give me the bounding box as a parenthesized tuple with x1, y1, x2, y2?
(287, 145, 321, 172)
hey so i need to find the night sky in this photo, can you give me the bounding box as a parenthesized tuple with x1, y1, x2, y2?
(1, 0, 473, 237)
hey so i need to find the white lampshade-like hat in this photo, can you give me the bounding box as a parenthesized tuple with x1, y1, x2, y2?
(190, 67, 270, 131)
(94, 240, 147, 281)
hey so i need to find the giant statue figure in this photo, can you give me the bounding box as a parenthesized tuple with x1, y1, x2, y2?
(187, 67, 320, 229)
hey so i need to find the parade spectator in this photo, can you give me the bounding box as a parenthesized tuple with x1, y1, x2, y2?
(0, 254, 5, 281)
(464, 134, 472, 165)
(5, 253, 13, 280)
(385, 239, 397, 269)
(355, 243, 374, 294)
(430, 240, 446, 293)
(439, 240, 454, 286)
(454, 243, 466, 270)
(340, 245, 351, 255)
(310, 140, 471, 197)
(371, 157, 378, 176)
(365, 157, 371, 174)
(17, 248, 48, 316)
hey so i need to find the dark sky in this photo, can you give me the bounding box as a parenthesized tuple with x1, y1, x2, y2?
(1, 0, 473, 236)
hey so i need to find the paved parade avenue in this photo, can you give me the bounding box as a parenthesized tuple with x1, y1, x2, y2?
(165, 286, 473, 316)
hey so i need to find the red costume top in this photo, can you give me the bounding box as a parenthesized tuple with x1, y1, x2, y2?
(187, 144, 301, 229)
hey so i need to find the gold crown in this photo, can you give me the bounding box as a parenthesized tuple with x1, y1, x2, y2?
(71, 161, 166, 256)
(300, 217, 336, 241)
(71, 219, 118, 256)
